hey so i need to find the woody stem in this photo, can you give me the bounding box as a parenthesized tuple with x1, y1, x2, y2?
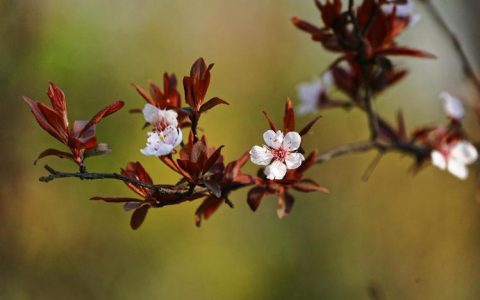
(39, 164, 206, 196)
(315, 140, 428, 164)
(347, 0, 380, 141)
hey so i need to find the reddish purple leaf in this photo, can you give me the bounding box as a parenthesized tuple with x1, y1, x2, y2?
(34, 148, 74, 165)
(130, 205, 149, 230)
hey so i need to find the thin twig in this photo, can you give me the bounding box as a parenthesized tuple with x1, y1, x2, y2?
(423, 0, 480, 93)
(39, 165, 205, 195)
(316, 141, 380, 164)
(315, 140, 428, 164)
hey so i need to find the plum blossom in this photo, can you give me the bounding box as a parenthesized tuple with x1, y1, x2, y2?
(382, 0, 421, 27)
(431, 141, 478, 180)
(297, 71, 334, 115)
(250, 130, 305, 180)
(140, 104, 182, 156)
(440, 92, 465, 120)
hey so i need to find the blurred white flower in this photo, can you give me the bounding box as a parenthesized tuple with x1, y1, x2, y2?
(250, 130, 305, 180)
(439, 92, 465, 120)
(382, 0, 421, 27)
(431, 140, 478, 180)
(296, 71, 334, 115)
(141, 104, 182, 156)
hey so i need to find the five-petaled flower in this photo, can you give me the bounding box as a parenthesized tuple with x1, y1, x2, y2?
(248, 150, 329, 219)
(140, 104, 183, 156)
(249, 99, 320, 181)
(431, 140, 478, 180)
(24, 82, 124, 167)
(132, 73, 191, 128)
(427, 92, 478, 179)
(250, 130, 305, 180)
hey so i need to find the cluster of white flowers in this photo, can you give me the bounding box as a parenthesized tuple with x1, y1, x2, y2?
(430, 92, 478, 180)
(382, 0, 421, 27)
(249, 130, 305, 180)
(296, 71, 334, 116)
(140, 104, 182, 156)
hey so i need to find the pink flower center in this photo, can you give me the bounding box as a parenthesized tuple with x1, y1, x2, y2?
(271, 148, 288, 162)
(154, 120, 170, 132)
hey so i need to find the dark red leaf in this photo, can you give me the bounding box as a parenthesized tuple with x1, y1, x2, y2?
(121, 162, 154, 198)
(47, 82, 68, 128)
(299, 116, 321, 136)
(247, 187, 267, 212)
(396, 110, 407, 141)
(79, 100, 124, 137)
(90, 197, 143, 203)
(132, 83, 155, 105)
(199, 97, 229, 113)
(262, 111, 278, 132)
(203, 145, 224, 174)
(23, 96, 67, 143)
(195, 196, 223, 227)
(34, 148, 74, 165)
(293, 179, 329, 193)
(291, 17, 326, 40)
(283, 99, 296, 133)
(377, 47, 437, 59)
(130, 205, 149, 230)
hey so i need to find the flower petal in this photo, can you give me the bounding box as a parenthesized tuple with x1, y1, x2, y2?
(264, 160, 287, 180)
(140, 131, 175, 156)
(447, 159, 468, 180)
(162, 126, 180, 145)
(249, 145, 273, 166)
(383, 0, 415, 18)
(143, 104, 178, 128)
(282, 131, 302, 151)
(263, 130, 283, 149)
(297, 78, 322, 115)
(440, 92, 464, 120)
(143, 104, 161, 124)
(297, 72, 333, 116)
(173, 128, 183, 147)
(285, 152, 305, 169)
(450, 141, 478, 165)
(431, 150, 447, 170)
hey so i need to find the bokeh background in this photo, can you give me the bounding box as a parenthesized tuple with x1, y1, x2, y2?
(1, 0, 480, 299)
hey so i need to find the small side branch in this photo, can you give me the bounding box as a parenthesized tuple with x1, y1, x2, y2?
(316, 141, 379, 164)
(315, 140, 428, 164)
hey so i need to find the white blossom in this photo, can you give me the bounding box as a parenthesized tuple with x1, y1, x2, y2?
(439, 92, 465, 120)
(140, 104, 182, 157)
(431, 140, 478, 180)
(297, 71, 334, 115)
(382, 0, 421, 27)
(250, 130, 305, 180)
(143, 103, 178, 129)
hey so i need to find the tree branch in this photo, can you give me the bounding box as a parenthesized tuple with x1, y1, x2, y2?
(315, 140, 428, 164)
(39, 164, 205, 195)
(316, 141, 379, 164)
(347, 0, 380, 140)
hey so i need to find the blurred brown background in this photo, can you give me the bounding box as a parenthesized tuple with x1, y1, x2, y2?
(1, 0, 480, 299)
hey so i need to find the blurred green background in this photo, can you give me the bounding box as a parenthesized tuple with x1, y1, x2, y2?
(1, 0, 480, 299)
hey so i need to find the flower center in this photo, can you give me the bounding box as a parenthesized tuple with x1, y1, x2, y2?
(271, 148, 288, 162)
